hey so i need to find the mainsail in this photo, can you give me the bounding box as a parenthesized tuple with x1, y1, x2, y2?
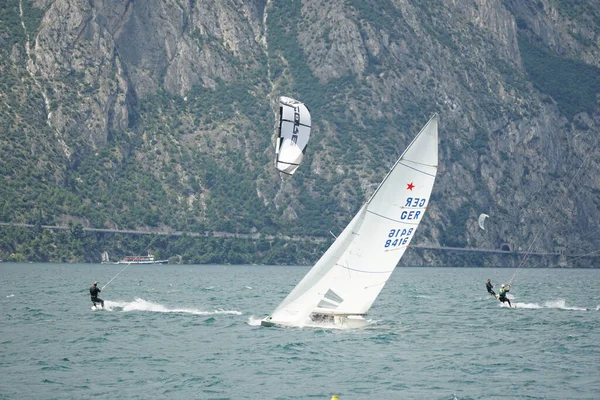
(274, 96, 311, 175)
(263, 114, 439, 329)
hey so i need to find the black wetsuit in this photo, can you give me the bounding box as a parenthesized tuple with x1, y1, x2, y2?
(486, 281, 496, 297)
(498, 288, 511, 307)
(90, 285, 104, 307)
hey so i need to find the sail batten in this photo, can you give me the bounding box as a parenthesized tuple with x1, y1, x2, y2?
(398, 161, 438, 177)
(339, 265, 395, 274)
(366, 209, 425, 224)
(263, 114, 439, 329)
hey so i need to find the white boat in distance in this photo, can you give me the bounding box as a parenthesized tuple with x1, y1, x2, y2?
(117, 254, 169, 265)
(262, 114, 439, 329)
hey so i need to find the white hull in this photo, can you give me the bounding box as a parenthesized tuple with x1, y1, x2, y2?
(116, 260, 169, 265)
(261, 314, 369, 330)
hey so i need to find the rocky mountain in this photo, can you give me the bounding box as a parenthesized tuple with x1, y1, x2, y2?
(1, 0, 600, 266)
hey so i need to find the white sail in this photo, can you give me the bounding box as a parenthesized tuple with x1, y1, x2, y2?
(478, 213, 489, 230)
(274, 96, 311, 175)
(263, 114, 439, 329)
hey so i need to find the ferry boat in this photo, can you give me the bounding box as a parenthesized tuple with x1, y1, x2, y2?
(117, 253, 169, 265)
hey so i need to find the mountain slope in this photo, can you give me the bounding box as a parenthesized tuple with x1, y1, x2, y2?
(1, 0, 599, 266)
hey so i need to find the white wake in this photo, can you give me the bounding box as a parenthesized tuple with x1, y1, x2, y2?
(506, 299, 587, 311)
(247, 316, 263, 326)
(93, 297, 242, 315)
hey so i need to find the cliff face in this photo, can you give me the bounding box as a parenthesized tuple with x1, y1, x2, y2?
(2, 0, 600, 265)
(26, 0, 268, 151)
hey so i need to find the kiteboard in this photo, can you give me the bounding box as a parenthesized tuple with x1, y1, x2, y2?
(498, 300, 516, 309)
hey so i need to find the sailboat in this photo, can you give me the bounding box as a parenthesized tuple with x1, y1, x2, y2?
(262, 114, 439, 329)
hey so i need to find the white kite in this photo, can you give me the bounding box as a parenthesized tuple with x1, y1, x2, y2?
(478, 213, 489, 230)
(274, 96, 311, 175)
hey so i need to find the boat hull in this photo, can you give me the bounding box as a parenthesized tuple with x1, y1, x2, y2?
(261, 315, 368, 329)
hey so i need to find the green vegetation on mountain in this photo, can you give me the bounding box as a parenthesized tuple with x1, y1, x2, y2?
(519, 34, 600, 119)
(1, 0, 599, 267)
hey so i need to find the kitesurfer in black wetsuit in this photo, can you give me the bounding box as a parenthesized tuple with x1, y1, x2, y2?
(486, 279, 496, 298)
(90, 281, 104, 308)
(498, 284, 511, 307)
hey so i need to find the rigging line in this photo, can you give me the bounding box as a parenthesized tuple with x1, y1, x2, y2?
(508, 145, 597, 285)
(442, 115, 598, 283)
(102, 229, 164, 290)
(565, 248, 600, 264)
(518, 129, 599, 265)
(510, 180, 583, 285)
(572, 225, 600, 243)
(101, 262, 131, 290)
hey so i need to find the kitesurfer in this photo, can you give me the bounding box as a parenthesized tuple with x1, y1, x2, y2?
(486, 279, 497, 298)
(90, 281, 104, 308)
(498, 284, 511, 307)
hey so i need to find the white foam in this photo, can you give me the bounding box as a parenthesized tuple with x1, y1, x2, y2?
(101, 298, 242, 315)
(6, 294, 14, 298)
(247, 316, 263, 326)
(508, 299, 587, 311)
(512, 302, 542, 309)
(542, 299, 586, 311)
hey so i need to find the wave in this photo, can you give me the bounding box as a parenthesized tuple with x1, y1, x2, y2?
(6, 294, 14, 298)
(508, 299, 587, 311)
(542, 299, 587, 311)
(93, 297, 242, 315)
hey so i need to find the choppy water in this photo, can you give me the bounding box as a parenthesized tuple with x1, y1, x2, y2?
(1, 263, 599, 399)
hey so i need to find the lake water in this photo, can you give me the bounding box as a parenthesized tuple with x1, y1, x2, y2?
(0, 263, 598, 399)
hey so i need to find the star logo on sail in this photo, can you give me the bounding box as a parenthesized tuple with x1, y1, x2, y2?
(406, 182, 415, 191)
